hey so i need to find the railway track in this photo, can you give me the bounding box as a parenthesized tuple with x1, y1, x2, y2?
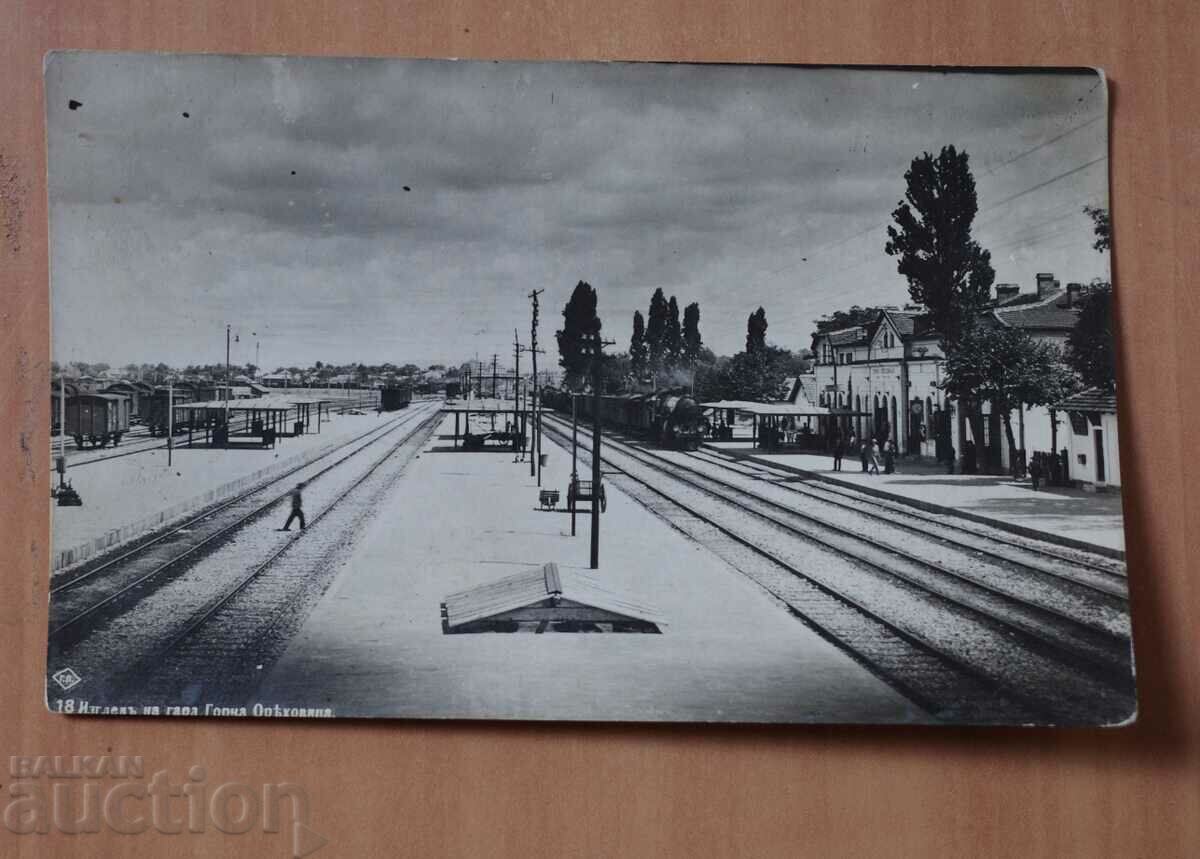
(541, 414, 1135, 724)
(49, 432, 169, 469)
(113, 405, 444, 705)
(47, 402, 443, 705)
(48, 403, 439, 646)
(692, 445, 1127, 580)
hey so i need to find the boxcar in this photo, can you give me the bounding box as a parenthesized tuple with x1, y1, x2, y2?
(65, 393, 130, 449)
(381, 386, 413, 412)
(142, 388, 195, 436)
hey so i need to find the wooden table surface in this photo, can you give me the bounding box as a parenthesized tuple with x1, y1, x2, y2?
(2, 1, 1197, 856)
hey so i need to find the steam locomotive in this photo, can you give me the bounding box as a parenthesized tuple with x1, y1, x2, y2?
(541, 388, 705, 451)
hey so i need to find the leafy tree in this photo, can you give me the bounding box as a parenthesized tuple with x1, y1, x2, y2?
(815, 306, 887, 334)
(555, 280, 602, 390)
(681, 302, 702, 368)
(746, 307, 768, 354)
(1083, 205, 1111, 253)
(600, 352, 631, 393)
(629, 310, 648, 381)
(1066, 284, 1116, 391)
(943, 323, 1076, 465)
(885, 145, 995, 348)
(645, 288, 669, 376)
(729, 350, 786, 402)
(664, 296, 682, 370)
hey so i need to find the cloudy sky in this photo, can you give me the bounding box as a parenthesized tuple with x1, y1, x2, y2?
(47, 54, 1109, 371)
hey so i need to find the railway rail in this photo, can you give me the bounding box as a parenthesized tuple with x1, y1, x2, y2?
(692, 446, 1126, 580)
(48, 402, 440, 644)
(541, 413, 1134, 724)
(116, 404, 443, 704)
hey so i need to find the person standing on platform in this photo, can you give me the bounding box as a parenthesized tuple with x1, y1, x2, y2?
(884, 438, 896, 474)
(860, 435, 871, 472)
(1029, 456, 1044, 491)
(282, 482, 306, 531)
(832, 430, 845, 472)
(868, 439, 881, 475)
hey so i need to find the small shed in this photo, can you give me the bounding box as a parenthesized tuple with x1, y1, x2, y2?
(1052, 387, 1121, 490)
(442, 563, 664, 634)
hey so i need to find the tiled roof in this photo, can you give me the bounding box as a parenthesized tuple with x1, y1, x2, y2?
(441, 563, 664, 631)
(1053, 387, 1119, 413)
(882, 310, 921, 337)
(993, 302, 1080, 331)
(826, 326, 869, 346)
(798, 375, 818, 403)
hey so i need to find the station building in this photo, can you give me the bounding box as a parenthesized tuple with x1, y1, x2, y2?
(808, 306, 945, 458)
(807, 273, 1110, 480)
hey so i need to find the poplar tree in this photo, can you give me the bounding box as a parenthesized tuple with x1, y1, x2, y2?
(555, 280, 601, 390)
(645, 288, 669, 375)
(629, 310, 648, 381)
(681, 302, 702, 367)
(665, 296, 682, 370)
(885, 145, 995, 349)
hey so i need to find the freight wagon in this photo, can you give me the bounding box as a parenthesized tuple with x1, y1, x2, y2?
(380, 386, 413, 412)
(65, 393, 130, 449)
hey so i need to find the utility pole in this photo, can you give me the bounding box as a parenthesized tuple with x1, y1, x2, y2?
(224, 323, 231, 448)
(491, 354, 498, 399)
(588, 332, 615, 570)
(528, 289, 545, 484)
(167, 379, 174, 467)
(57, 370, 66, 492)
(513, 330, 527, 463)
(570, 392, 578, 537)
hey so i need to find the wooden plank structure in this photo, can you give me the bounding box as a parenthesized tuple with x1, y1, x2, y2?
(175, 399, 295, 448)
(441, 563, 663, 634)
(442, 402, 533, 450)
(702, 399, 869, 450)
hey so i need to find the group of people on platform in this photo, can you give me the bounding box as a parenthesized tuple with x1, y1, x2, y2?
(830, 430, 898, 476)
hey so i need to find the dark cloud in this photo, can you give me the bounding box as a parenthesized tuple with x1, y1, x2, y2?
(46, 53, 1108, 367)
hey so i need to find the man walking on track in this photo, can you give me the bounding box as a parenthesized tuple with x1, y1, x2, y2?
(282, 482, 306, 531)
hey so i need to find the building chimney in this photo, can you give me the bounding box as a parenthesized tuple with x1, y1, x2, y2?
(995, 283, 1020, 302)
(1066, 282, 1082, 307)
(1036, 272, 1057, 298)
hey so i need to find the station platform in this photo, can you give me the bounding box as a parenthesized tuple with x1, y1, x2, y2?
(257, 413, 921, 722)
(705, 443, 1126, 555)
(51, 410, 413, 571)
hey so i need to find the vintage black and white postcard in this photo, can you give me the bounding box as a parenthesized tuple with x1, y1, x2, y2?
(45, 53, 1132, 725)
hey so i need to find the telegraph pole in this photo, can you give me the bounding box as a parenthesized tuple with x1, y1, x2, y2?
(167, 379, 174, 467)
(57, 370, 66, 492)
(588, 332, 615, 570)
(491, 354, 498, 399)
(513, 331, 523, 463)
(224, 323, 231, 448)
(571, 392, 578, 537)
(528, 289, 545, 484)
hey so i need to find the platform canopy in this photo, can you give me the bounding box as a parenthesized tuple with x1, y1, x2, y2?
(441, 563, 664, 634)
(441, 402, 534, 414)
(701, 399, 857, 417)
